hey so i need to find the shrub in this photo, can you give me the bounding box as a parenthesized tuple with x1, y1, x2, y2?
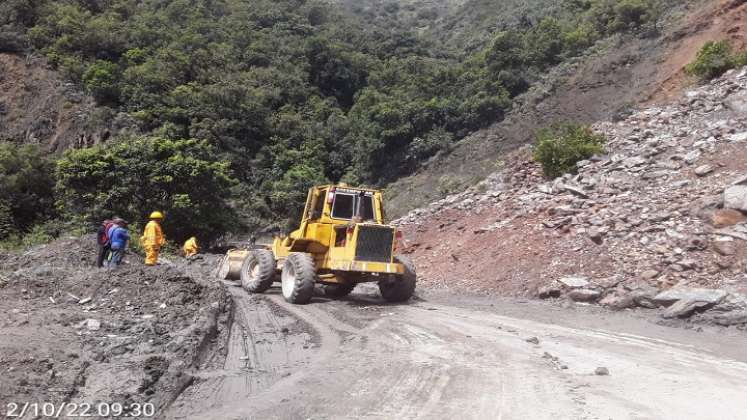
(0, 28, 27, 52)
(437, 174, 462, 195)
(533, 123, 605, 179)
(587, 0, 659, 35)
(408, 127, 454, 161)
(685, 41, 746, 80)
(55, 136, 238, 243)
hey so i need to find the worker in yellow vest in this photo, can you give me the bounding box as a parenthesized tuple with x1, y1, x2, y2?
(141, 211, 165, 265)
(183, 236, 199, 257)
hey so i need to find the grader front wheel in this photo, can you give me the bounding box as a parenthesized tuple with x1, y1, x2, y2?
(241, 249, 276, 293)
(281, 252, 317, 304)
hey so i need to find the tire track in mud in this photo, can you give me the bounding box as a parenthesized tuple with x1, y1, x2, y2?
(164, 285, 316, 419)
(240, 294, 510, 420)
(166, 285, 747, 420)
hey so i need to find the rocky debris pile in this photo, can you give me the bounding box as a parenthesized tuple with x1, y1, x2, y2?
(0, 237, 230, 415)
(396, 66, 747, 329)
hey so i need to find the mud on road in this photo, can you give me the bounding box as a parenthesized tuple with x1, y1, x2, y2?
(0, 237, 230, 419)
(3, 239, 747, 419)
(168, 284, 747, 420)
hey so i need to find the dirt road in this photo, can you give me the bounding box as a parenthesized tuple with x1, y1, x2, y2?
(165, 284, 747, 420)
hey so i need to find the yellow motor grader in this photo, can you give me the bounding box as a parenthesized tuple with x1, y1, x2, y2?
(228, 184, 416, 304)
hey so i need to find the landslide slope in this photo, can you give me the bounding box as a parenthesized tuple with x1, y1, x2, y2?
(396, 65, 747, 327)
(385, 0, 747, 218)
(0, 53, 115, 152)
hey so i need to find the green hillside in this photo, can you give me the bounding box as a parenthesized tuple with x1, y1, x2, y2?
(0, 0, 663, 242)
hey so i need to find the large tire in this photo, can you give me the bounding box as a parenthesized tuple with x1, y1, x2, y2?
(281, 253, 317, 304)
(322, 282, 356, 298)
(379, 255, 416, 302)
(241, 249, 276, 293)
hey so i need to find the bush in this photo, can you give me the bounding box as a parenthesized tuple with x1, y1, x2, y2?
(55, 136, 238, 243)
(685, 41, 747, 80)
(0, 28, 27, 52)
(533, 123, 605, 179)
(437, 174, 462, 195)
(587, 0, 659, 35)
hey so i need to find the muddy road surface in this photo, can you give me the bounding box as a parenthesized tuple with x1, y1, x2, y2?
(166, 284, 747, 420)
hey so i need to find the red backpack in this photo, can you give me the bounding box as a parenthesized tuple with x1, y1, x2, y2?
(100, 222, 115, 244)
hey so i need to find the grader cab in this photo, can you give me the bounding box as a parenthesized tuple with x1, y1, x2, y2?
(233, 184, 416, 304)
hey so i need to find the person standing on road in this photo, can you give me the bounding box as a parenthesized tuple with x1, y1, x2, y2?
(108, 220, 130, 268)
(141, 211, 165, 266)
(96, 218, 113, 268)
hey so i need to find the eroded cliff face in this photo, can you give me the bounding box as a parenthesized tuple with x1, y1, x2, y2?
(0, 53, 129, 152)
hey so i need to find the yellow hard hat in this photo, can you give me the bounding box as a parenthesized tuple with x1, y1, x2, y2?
(149, 211, 164, 219)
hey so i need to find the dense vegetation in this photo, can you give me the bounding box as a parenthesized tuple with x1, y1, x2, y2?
(685, 40, 747, 81)
(0, 144, 57, 241)
(533, 122, 605, 178)
(56, 137, 237, 242)
(0, 0, 664, 242)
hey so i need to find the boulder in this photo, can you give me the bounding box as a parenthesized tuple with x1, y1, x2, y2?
(725, 91, 747, 113)
(558, 276, 590, 288)
(588, 227, 605, 244)
(568, 288, 601, 302)
(594, 367, 610, 376)
(562, 184, 589, 199)
(712, 240, 737, 256)
(599, 293, 636, 310)
(694, 164, 714, 177)
(653, 288, 727, 307)
(538, 286, 561, 299)
(623, 156, 647, 168)
(711, 311, 747, 326)
(639, 269, 660, 280)
(684, 150, 701, 164)
(711, 209, 747, 227)
(86, 319, 101, 331)
(662, 299, 717, 319)
(724, 185, 747, 212)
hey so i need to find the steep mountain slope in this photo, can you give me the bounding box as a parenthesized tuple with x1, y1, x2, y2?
(396, 64, 747, 326)
(333, 0, 567, 53)
(0, 53, 113, 151)
(385, 0, 745, 218)
(650, 0, 747, 102)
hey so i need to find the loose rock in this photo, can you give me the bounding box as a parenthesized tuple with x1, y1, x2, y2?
(559, 276, 590, 289)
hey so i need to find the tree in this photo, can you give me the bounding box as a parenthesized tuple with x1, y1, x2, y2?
(83, 59, 120, 104)
(56, 137, 238, 242)
(0, 143, 57, 239)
